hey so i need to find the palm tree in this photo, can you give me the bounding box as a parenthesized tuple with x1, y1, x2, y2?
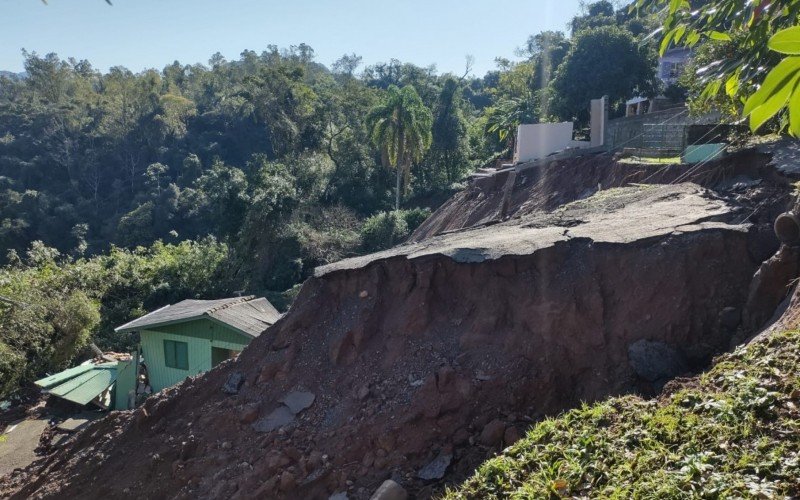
(367, 85, 433, 211)
(485, 92, 539, 159)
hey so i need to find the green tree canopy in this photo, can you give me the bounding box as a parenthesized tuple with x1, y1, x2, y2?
(551, 25, 659, 123)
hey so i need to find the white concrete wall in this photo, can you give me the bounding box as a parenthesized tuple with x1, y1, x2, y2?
(514, 122, 575, 163)
(590, 97, 607, 147)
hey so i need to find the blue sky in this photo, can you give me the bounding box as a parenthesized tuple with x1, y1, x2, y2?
(1, 0, 585, 76)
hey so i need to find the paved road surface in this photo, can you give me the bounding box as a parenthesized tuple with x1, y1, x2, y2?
(0, 418, 48, 476)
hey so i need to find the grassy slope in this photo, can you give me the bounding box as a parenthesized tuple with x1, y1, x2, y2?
(447, 329, 800, 499)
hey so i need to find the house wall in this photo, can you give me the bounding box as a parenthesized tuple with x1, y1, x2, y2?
(514, 122, 575, 163)
(659, 48, 691, 86)
(113, 357, 137, 410)
(140, 318, 250, 392)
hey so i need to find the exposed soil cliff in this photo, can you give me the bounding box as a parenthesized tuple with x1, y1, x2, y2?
(2, 174, 792, 500)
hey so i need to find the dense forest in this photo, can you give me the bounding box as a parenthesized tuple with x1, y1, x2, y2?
(0, 1, 665, 396)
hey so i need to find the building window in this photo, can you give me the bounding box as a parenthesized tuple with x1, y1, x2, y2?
(164, 340, 189, 370)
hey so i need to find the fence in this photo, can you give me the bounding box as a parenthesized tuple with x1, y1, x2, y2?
(642, 123, 686, 154)
(605, 107, 721, 152)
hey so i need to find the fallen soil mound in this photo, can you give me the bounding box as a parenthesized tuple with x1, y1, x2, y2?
(2, 179, 791, 499)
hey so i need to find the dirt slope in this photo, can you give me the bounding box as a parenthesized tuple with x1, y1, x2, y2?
(411, 150, 780, 242)
(1, 178, 790, 500)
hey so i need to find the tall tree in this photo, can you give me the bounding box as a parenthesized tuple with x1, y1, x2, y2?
(367, 85, 433, 210)
(427, 78, 470, 186)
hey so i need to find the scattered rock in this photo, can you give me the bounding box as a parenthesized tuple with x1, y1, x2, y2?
(50, 434, 69, 448)
(359, 290, 369, 298)
(280, 391, 316, 414)
(417, 451, 452, 480)
(134, 408, 149, 428)
(222, 371, 246, 395)
(627, 340, 688, 382)
(279, 471, 296, 491)
(329, 493, 349, 500)
(239, 406, 259, 424)
(180, 439, 198, 460)
(257, 362, 282, 385)
(479, 419, 506, 446)
(358, 385, 370, 400)
(452, 427, 470, 445)
(370, 479, 408, 500)
(252, 406, 295, 433)
(720, 307, 741, 330)
(504, 426, 522, 446)
(57, 414, 100, 433)
(377, 434, 395, 451)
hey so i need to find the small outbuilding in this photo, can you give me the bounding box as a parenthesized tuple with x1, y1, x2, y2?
(115, 296, 280, 392)
(35, 353, 136, 411)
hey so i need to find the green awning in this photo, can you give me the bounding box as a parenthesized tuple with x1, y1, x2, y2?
(35, 362, 118, 406)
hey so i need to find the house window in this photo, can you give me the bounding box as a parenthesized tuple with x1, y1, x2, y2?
(164, 340, 189, 370)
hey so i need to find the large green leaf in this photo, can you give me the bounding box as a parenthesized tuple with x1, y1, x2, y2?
(660, 28, 677, 55)
(709, 31, 732, 41)
(700, 79, 723, 101)
(769, 26, 800, 55)
(749, 72, 800, 132)
(743, 57, 800, 116)
(725, 70, 740, 98)
(789, 80, 800, 137)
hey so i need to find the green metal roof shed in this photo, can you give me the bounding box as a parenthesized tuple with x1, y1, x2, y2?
(35, 356, 136, 410)
(115, 296, 280, 392)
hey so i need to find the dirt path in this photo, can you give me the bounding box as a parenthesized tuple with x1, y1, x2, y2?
(0, 418, 48, 477)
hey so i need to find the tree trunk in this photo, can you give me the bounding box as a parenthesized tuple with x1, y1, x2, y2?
(395, 129, 405, 212)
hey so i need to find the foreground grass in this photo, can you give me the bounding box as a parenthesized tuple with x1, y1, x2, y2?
(447, 330, 800, 499)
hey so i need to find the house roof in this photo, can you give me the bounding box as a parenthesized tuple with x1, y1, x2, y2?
(114, 296, 281, 338)
(35, 362, 118, 406)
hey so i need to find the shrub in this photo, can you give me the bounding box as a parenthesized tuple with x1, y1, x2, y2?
(0, 342, 25, 398)
(360, 211, 410, 252)
(400, 207, 431, 233)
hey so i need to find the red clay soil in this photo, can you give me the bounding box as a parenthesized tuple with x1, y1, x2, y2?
(1, 156, 795, 500)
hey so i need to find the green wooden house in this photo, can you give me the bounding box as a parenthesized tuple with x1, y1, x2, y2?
(115, 296, 280, 392)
